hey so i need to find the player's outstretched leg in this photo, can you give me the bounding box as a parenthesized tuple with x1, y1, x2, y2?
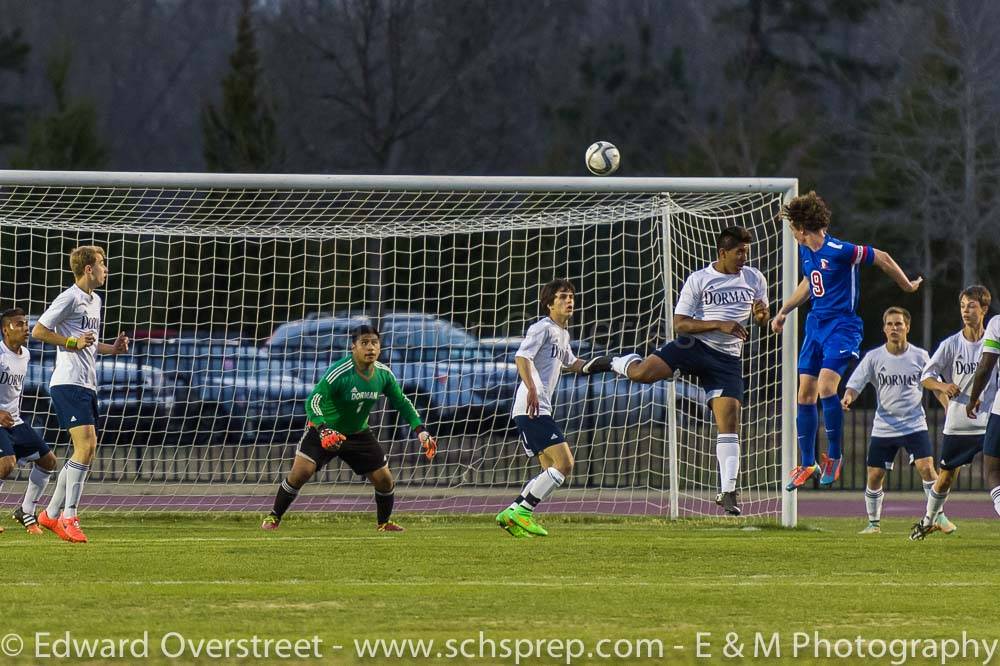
(263, 453, 316, 530)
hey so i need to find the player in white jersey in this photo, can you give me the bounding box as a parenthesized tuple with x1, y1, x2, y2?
(963, 308, 1000, 522)
(842, 307, 943, 534)
(495, 279, 614, 537)
(0, 308, 59, 536)
(910, 286, 996, 540)
(31, 246, 129, 543)
(610, 227, 770, 516)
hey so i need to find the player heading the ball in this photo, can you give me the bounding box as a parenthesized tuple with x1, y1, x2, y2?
(495, 279, 614, 538)
(262, 324, 436, 533)
(32, 245, 130, 544)
(772, 192, 921, 492)
(610, 226, 770, 516)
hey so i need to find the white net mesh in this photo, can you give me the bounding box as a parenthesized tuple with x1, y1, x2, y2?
(0, 175, 793, 519)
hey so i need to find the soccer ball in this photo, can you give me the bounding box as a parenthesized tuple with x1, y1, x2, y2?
(585, 141, 621, 176)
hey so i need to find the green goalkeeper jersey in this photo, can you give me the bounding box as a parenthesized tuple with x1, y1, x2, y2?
(305, 356, 422, 434)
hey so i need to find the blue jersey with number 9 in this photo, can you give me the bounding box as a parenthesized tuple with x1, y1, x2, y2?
(799, 235, 875, 320)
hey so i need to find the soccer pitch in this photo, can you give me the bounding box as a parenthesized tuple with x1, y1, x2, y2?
(4, 513, 1000, 665)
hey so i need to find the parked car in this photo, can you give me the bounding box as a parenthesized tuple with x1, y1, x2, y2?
(265, 313, 520, 435)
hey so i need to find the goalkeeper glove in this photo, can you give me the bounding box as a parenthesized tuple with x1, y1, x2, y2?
(581, 356, 613, 374)
(312, 423, 346, 451)
(416, 427, 437, 460)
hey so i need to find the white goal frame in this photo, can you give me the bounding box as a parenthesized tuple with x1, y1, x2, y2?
(0, 171, 799, 526)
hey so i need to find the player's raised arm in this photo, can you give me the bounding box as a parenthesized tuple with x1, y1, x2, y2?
(873, 249, 922, 293)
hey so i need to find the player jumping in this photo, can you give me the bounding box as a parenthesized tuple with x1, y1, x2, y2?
(610, 226, 770, 516)
(772, 192, 922, 491)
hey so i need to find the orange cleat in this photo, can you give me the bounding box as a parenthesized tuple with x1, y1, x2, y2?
(785, 464, 821, 492)
(59, 516, 88, 543)
(38, 509, 73, 542)
(819, 454, 843, 487)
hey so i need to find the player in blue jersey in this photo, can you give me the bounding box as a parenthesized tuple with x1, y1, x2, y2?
(771, 192, 922, 491)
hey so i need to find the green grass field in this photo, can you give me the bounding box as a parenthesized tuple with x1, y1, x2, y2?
(4, 513, 1000, 665)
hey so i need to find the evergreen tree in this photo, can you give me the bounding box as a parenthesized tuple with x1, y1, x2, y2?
(0, 28, 31, 150)
(8, 48, 107, 169)
(202, 0, 281, 172)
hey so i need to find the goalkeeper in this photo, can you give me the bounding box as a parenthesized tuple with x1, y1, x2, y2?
(261, 325, 436, 532)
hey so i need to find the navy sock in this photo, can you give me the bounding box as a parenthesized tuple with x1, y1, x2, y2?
(820, 395, 843, 460)
(797, 403, 819, 467)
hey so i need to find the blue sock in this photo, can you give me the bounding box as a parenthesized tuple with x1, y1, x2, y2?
(821, 395, 843, 460)
(797, 403, 818, 467)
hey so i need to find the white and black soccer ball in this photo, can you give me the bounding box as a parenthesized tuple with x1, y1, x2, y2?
(585, 141, 621, 176)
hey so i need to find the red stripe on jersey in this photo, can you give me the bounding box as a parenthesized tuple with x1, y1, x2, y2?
(852, 245, 866, 265)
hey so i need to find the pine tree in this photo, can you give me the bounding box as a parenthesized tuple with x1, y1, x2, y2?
(202, 0, 281, 172)
(8, 48, 107, 169)
(0, 28, 31, 149)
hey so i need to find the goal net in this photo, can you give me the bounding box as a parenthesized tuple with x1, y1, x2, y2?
(0, 172, 798, 524)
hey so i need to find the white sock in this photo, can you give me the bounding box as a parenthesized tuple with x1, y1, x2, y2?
(864, 486, 884, 523)
(45, 467, 68, 517)
(922, 480, 935, 499)
(716, 434, 740, 493)
(61, 460, 90, 519)
(924, 486, 948, 522)
(518, 467, 565, 511)
(991, 486, 1000, 517)
(22, 466, 54, 514)
(611, 354, 641, 377)
(509, 479, 533, 511)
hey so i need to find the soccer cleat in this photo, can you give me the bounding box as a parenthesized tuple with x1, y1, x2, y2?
(495, 507, 515, 529)
(38, 509, 72, 542)
(510, 507, 548, 536)
(858, 522, 881, 534)
(377, 521, 405, 532)
(260, 514, 280, 531)
(935, 513, 957, 535)
(819, 455, 842, 487)
(909, 518, 940, 541)
(505, 522, 533, 538)
(785, 464, 821, 492)
(12, 506, 43, 535)
(59, 516, 88, 543)
(715, 491, 741, 516)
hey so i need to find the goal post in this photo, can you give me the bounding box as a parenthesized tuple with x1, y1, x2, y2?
(0, 171, 799, 525)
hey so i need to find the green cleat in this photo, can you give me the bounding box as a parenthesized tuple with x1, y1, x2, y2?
(510, 507, 548, 537)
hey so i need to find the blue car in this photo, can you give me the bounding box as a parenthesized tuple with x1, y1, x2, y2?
(133, 335, 313, 445)
(266, 313, 520, 435)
